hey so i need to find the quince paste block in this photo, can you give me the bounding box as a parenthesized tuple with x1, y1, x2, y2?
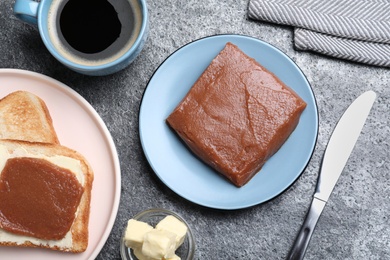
(166, 42, 307, 187)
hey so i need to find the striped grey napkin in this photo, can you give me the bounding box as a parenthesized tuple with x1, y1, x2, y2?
(248, 0, 390, 67)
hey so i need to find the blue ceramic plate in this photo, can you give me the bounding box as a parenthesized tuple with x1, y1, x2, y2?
(139, 35, 318, 210)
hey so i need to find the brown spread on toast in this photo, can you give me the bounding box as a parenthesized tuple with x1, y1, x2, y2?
(0, 157, 84, 240)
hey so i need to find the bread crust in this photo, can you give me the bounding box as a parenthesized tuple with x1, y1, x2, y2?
(0, 91, 60, 144)
(0, 139, 93, 253)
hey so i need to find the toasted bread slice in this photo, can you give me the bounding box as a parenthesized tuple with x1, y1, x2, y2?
(0, 91, 59, 144)
(0, 139, 93, 253)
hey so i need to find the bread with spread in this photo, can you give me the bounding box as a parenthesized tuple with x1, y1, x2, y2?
(0, 91, 59, 144)
(166, 42, 307, 187)
(0, 139, 93, 253)
(0, 91, 93, 253)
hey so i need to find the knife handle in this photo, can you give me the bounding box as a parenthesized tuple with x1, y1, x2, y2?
(286, 197, 326, 260)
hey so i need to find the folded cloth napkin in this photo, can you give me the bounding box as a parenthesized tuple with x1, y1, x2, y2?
(248, 0, 390, 67)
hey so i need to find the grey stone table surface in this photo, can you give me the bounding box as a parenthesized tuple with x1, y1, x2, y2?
(1, 0, 389, 259)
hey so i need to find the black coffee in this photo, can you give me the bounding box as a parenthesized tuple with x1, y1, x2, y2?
(60, 0, 121, 54)
(54, 0, 140, 63)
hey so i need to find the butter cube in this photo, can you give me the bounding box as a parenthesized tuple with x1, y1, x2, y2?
(167, 254, 181, 260)
(133, 248, 181, 260)
(133, 248, 155, 260)
(156, 215, 187, 249)
(142, 229, 177, 259)
(124, 219, 153, 249)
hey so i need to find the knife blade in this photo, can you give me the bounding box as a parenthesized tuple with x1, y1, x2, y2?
(287, 90, 376, 260)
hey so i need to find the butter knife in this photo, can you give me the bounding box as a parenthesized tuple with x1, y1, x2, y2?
(287, 90, 376, 260)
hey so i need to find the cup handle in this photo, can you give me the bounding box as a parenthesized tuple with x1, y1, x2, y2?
(13, 0, 40, 26)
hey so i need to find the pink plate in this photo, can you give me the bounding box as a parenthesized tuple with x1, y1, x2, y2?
(0, 69, 121, 260)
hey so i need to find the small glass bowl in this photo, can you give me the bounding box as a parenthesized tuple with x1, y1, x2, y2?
(120, 208, 195, 260)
